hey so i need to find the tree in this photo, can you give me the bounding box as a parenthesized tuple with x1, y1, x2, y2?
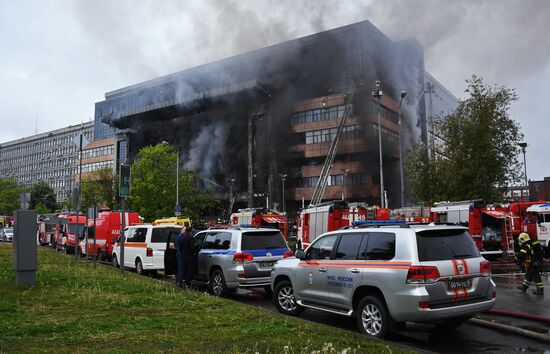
(30, 181, 57, 212)
(406, 76, 523, 204)
(0, 178, 23, 215)
(129, 144, 221, 222)
(81, 167, 118, 210)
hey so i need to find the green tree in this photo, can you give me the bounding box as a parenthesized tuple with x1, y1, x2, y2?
(0, 178, 23, 215)
(30, 181, 57, 212)
(81, 167, 119, 210)
(406, 76, 523, 204)
(129, 144, 221, 222)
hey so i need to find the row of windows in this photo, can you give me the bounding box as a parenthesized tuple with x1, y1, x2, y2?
(371, 123, 400, 144)
(82, 145, 114, 160)
(305, 125, 362, 144)
(292, 104, 351, 125)
(307, 233, 395, 261)
(366, 103, 399, 125)
(301, 173, 370, 188)
(0, 130, 93, 158)
(81, 161, 113, 174)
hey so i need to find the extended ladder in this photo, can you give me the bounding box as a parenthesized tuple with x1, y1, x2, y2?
(310, 83, 356, 206)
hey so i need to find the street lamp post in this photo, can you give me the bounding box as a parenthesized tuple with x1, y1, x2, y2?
(372, 81, 385, 208)
(518, 142, 528, 189)
(341, 168, 349, 200)
(279, 174, 287, 213)
(161, 141, 180, 215)
(398, 91, 407, 207)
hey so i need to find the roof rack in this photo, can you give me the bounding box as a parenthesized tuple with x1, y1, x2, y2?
(340, 220, 411, 229)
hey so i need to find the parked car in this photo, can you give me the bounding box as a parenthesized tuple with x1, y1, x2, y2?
(112, 224, 180, 275)
(165, 226, 293, 296)
(271, 222, 496, 339)
(3, 228, 14, 242)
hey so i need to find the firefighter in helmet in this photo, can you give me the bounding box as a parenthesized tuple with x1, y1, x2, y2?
(516, 232, 544, 295)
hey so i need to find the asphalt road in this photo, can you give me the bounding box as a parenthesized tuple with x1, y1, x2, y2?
(224, 284, 549, 354)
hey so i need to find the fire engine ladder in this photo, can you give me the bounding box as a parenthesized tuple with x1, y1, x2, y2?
(503, 216, 515, 256)
(310, 83, 356, 206)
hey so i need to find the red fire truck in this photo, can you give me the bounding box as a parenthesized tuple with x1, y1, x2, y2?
(82, 210, 141, 261)
(523, 203, 550, 256)
(231, 208, 289, 240)
(296, 201, 390, 249)
(37, 214, 59, 247)
(54, 214, 87, 254)
(392, 206, 431, 223)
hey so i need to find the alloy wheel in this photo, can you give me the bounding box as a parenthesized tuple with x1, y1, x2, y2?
(278, 286, 298, 311)
(361, 304, 383, 336)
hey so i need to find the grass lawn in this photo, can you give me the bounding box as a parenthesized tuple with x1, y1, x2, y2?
(0, 243, 413, 353)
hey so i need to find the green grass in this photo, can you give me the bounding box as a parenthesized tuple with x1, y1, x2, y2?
(0, 243, 413, 353)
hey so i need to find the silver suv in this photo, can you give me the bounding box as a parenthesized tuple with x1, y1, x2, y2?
(271, 223, 496, 338)
(166, 227, 293, 296)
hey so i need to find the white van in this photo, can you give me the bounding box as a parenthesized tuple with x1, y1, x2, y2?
(112, 224, 181, 275)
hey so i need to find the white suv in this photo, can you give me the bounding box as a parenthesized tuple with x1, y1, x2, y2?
(271, 222, 496, 338)
(112, 224, 180, 275)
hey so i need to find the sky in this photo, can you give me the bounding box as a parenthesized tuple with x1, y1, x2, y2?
(1, 0, 549, 180)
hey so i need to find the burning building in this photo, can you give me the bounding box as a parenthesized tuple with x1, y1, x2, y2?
(94, 20, 457, 213)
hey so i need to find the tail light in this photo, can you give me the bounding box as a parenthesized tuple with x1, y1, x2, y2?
(284, 250, 294, 258)
(146, 247, 153, 257)
(418, 301, 430, 309)
(480, 260, 491, 276)
(492, 291, 496, 299)
(233, 252, 253, 263)
(406, 266, 441, 284)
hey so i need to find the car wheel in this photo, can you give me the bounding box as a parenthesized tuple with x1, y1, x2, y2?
(357, 296, 390, 339)
(136, 259, 147, 275)
(112, 254, 119, 268)
(209, 269, 227, 297)
(274, 280, 304, 316)
(437, 316, 471, 330)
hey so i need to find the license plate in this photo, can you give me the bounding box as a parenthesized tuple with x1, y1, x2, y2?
(448, 278, 472, 291)
(260, 261, 274, 268)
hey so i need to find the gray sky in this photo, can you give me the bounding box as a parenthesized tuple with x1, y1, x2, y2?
(1, 0, 549, 180)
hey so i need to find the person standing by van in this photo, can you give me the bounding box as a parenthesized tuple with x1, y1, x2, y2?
(176, 226, 186, 287)
(181, 226, 195, 287)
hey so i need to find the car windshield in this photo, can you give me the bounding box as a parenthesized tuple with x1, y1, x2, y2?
(151, 227, 180, 243)
(416, 229, 480, 261)
(241, 231, 286, 250)
(5, 228, 13, 233)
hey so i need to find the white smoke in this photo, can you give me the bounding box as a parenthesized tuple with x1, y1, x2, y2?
(183, 121, 229, 181)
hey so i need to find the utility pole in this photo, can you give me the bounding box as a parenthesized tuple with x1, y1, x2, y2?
(398, 91, 407, 207)
(372, 81, 385, 208)
(279, 174, 287, 213)
(518, 142, 528, 188)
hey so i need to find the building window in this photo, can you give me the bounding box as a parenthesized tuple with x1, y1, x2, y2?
(292, 104, 352, 125)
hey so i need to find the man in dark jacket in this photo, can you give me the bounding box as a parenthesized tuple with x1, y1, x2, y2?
(175, 227, 186, 287)
(181, 226, 195, 287)
(516, 233, 544, 295)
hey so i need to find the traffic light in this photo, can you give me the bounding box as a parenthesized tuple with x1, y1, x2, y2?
(119, 164, 131, 197)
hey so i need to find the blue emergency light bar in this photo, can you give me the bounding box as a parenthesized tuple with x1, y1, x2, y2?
(351, 220, 406, 226)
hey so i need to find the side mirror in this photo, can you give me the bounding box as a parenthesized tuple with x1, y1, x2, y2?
(295, 249, 306, 260)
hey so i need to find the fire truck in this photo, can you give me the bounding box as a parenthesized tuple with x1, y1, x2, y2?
(37, 214, 59, 247)
(392, 206, 431, 223)
(230, 208, 289, 240)
(296, 201, 390, 249)
(81, 210, 141, 260)
(55, 214, 87, 254)
(523, 203, 550, 256)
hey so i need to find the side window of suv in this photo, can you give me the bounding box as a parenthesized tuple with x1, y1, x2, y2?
(215, 232, 232, 250)
(125, 228, 136, 242)
(307, 234, 338, 260)
(334, 233, 364, 260)
(133, 228, 147, 243)
(202, 233, 218, 249)
(360, 232, 396, 260)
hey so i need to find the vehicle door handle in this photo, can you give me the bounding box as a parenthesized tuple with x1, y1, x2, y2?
(318, 268, 327, 273)
(350, 269, 360, 274)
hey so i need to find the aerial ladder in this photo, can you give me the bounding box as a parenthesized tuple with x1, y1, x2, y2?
(309, 83, 356, 206)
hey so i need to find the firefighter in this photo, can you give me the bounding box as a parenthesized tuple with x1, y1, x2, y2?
(516, 232, 544, 295)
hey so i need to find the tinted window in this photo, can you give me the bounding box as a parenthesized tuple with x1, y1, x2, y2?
(214, 232, 232, 250)
(152, 227, 180, 243)
(361, 232, 395, 260)
(334, 233, 364, 260)
(68, 224, 85, 235)
(307, 234, 338, 260)
(241, 231, 286, 250)
(416, 229, 479, 261)
(130, 228, 147, 243)
(202, 233, 218, 249)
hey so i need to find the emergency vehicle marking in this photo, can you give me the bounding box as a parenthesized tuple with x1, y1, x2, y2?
(118, 242, 148, 248)
(308, 272, 314, 285)
(327, 275, 354, 288)
(299, 260, 411, 270)
(451, 259, 470, 301)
